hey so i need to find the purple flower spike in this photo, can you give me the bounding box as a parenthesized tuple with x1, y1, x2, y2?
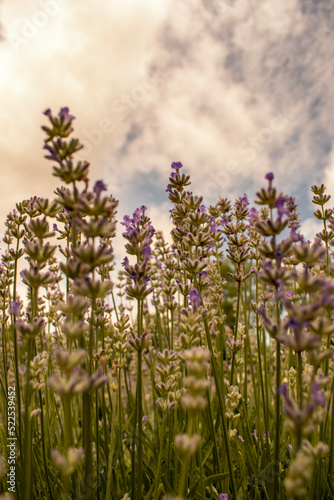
(256, 303, 266, 317)
(171, 161, 183, 173)
(58, 107, 75, 121)
(43, 108, 52, 116)
(120, 215, 131, 227)
(93, 180, 107, 198)
(265, 172, 274, 181)
(121, 257, 129, 268)
(241, 193, 249, 206)
(311, 382, 326, 407)
(247, 207, 261, 225)
(274, 196, 290, 218)
(43, 144, 61, 163)
(142, 246, 152, 259)
(277, 382, 289, 398)
(251, 429, 258, 441)
(188, 288, 201, 309)
(8, 301, 20, 318)
(219, 495, 228, 500)
(289, 224, 303, 242)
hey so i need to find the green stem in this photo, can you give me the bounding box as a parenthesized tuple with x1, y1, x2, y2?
(63, 396, 73, 450)
(203, 317, 238, 499)
(273, 339, 281, 500)
(178, 455, 191, 498)
(296, 351, 303, 452)
(12, 241, 23, 455)
(137, 348, 143, 500)
(63, 395, 79, 499)
(106, 393, 115, 500)
(83, 393, 94, 500)
(83, 298, 96, 500)
(23, 338, 34, 500)
(327, 375, 334, 481)
(255, 268, 270, 458)
(118, 368, 126, 483)
(153, 415, 167, 500)
(206, 388, 221, 478)
(39, 390, 53, 500)
(131, 389, 138, 500)
(230, 280, 241, 386)
(96, 390, 100, 500)
(197, 440, 205, 500)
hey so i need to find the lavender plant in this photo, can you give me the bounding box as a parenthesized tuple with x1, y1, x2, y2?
(0, 108, 333, 500)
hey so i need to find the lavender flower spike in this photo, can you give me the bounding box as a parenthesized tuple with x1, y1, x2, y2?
(171, 161, 183, 173)
(8, 301, 20, 318)
(274, 196, 290, 218)
(188, 288, 201, 309)
(93, 180, 107, 199)
(58, 107, 75, 121)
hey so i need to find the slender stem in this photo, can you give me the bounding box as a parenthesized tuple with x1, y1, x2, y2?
(153, 414, 167, 500)
(131, 388, 138, 500)
(206, 389, 221, 477)
(328, 377, 334, 480)
(137, 348, 143, 500)
(12, 238, 23, 454)
(96, 390, 100, 500)
(23, 338, 34, 500)
(273, 339, 281, 500)
(83, 298, 96, 500)
(321, 207, 331, 378)
(168, 412, 173, 485)
(197, 439, 205, 500)
(39, 390, 53, 500)
(118, 368, 126, 483)
(63, 396, 73, 450)
(203, 317, 237, 499)
(178, 416, 194, 498)
(83, 392, 94, 500)
(178, 455, 191, 498)
(296, 351, 303, 452)
(230, 280, 241, 385)
(171, 312, 174, 349)
(106, 394, 115, 500)
(111, 287, 119, 323)
(255, 266, 270, 458)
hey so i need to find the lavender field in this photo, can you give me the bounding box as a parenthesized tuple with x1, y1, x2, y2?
(0, 108, 333, 499)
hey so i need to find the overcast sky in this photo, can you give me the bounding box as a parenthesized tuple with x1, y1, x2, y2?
(0, 0, 333, 257)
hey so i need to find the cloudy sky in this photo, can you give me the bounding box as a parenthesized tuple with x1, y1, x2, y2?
(0, 0, 333, 256)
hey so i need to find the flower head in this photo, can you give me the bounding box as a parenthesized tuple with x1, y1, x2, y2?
(93, 180, 107, 199)
(274, 196, 290, 218)
(188, 288, 201, 309)
(310, 382, 326, 409)
(171, 161, 183, 173)
(8, 301, 20, 318)
(58, 107, 75, 122)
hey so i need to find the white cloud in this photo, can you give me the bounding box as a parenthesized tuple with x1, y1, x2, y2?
(300, 217, 322, 242)
(323, 143, 334, 203)
(0, 0, 333, 241)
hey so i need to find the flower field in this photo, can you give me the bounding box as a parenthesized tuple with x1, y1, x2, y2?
(0, 108, 333, 499)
